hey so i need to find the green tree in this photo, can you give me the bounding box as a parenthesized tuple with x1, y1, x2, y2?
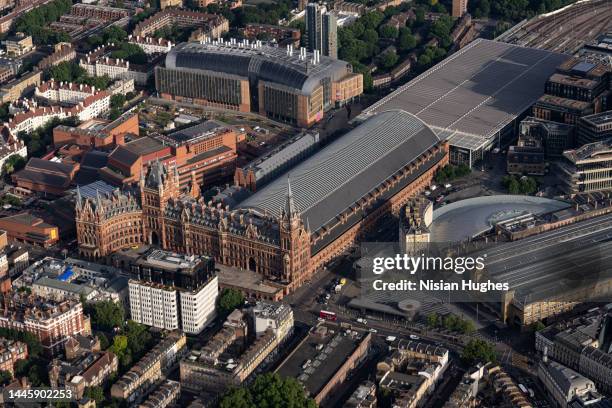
(426, 312, 439, 328)
(219, 373, 316, 408)
(124, 320, 153, 359)
(461, 339, 497, 365)
(218, 288, 244, 316)
(398, 31, 417, 51)
(102, 26, 128, 44)
(110, 94, 127, 109)
(0, 102, 10, 122)
(97, 332, 110, 350)
(379, 25, 398, 39)
(519, 176, 538, 194)
(14, 359, 29, 377)
(361, 28, 379, 45)
(88, 300, 125, 331)
(502, 175, 520, 194)
(533, 321, 546, 332)
(361, 11, 385, 30)
(110, 335, 128, 357)
(84, 386, 104, 403)
(87, 34, 104, 48)
(0, 370, 12, 385)
(110, 43, 147, 65)
(108, 108, 122, 121)
(2, 154, 26, 175)
(379, 51, 398, 69)
(418, 53, 432, 67)
(220, 387, 253, 408)
(13, 0, 73, 44)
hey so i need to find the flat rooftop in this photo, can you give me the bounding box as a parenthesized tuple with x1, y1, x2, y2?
(563, 138, 612, 162)
(217, 264, 283, 297)
(141, 248, 208, 270)
(582, 111, 612, 127)
(125, 136, 166, 156)
(548, 73, 600, 89)
(360, 39, 569, 151)
(275, 325, 366, 399)
(162, 120, 230, 145)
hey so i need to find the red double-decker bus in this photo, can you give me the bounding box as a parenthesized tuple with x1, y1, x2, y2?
(319, 310, 337, 321)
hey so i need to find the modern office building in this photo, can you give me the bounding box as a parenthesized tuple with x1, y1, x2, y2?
(506, 134, 547, 176)
(519, 116, 575, 157)
(533, 59, 610, 125)
(305, 3, 337, 59)
(578, 112, 612, 146)
(76, 110, 447, 297)
(155, 41, 360, 127)
(119, 248, 218, 334)
(558, 138, 612, 195)
(2, 33, 33, 56)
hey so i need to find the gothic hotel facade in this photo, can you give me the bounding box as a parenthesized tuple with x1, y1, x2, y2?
(76, 110, 449, 295)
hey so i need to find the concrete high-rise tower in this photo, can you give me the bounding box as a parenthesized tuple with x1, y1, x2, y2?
(305, 3, 337, 58)
(452, 0, 468, 17)
(322, 12, 337, 59)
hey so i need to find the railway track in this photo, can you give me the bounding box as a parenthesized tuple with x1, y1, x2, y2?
(500, 0, 612, 53)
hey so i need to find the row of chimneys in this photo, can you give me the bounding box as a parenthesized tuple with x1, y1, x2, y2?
(197, 37, 321, 64)
(200, 36, 265, 50)
(286, 45, 320, 64)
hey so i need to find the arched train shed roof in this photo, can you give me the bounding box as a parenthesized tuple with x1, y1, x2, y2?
(239, 110, 445, 239)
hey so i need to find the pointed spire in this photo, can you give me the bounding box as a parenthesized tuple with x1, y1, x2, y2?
(95, 189, 103, 213)
(284, 176, 298, 218)
(190, 170, 200, 199)
(75, 185, 82, 209)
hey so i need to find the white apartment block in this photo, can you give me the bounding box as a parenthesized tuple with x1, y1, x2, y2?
(80, 57, 150, 85)
(129, 276, 218, 334)
(6, 92, 111, 134)
(35, 81, 97, 105)
(180, 276, 218, 334)
(129, 281, 180, 331)
(127, 35, 173, 55)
